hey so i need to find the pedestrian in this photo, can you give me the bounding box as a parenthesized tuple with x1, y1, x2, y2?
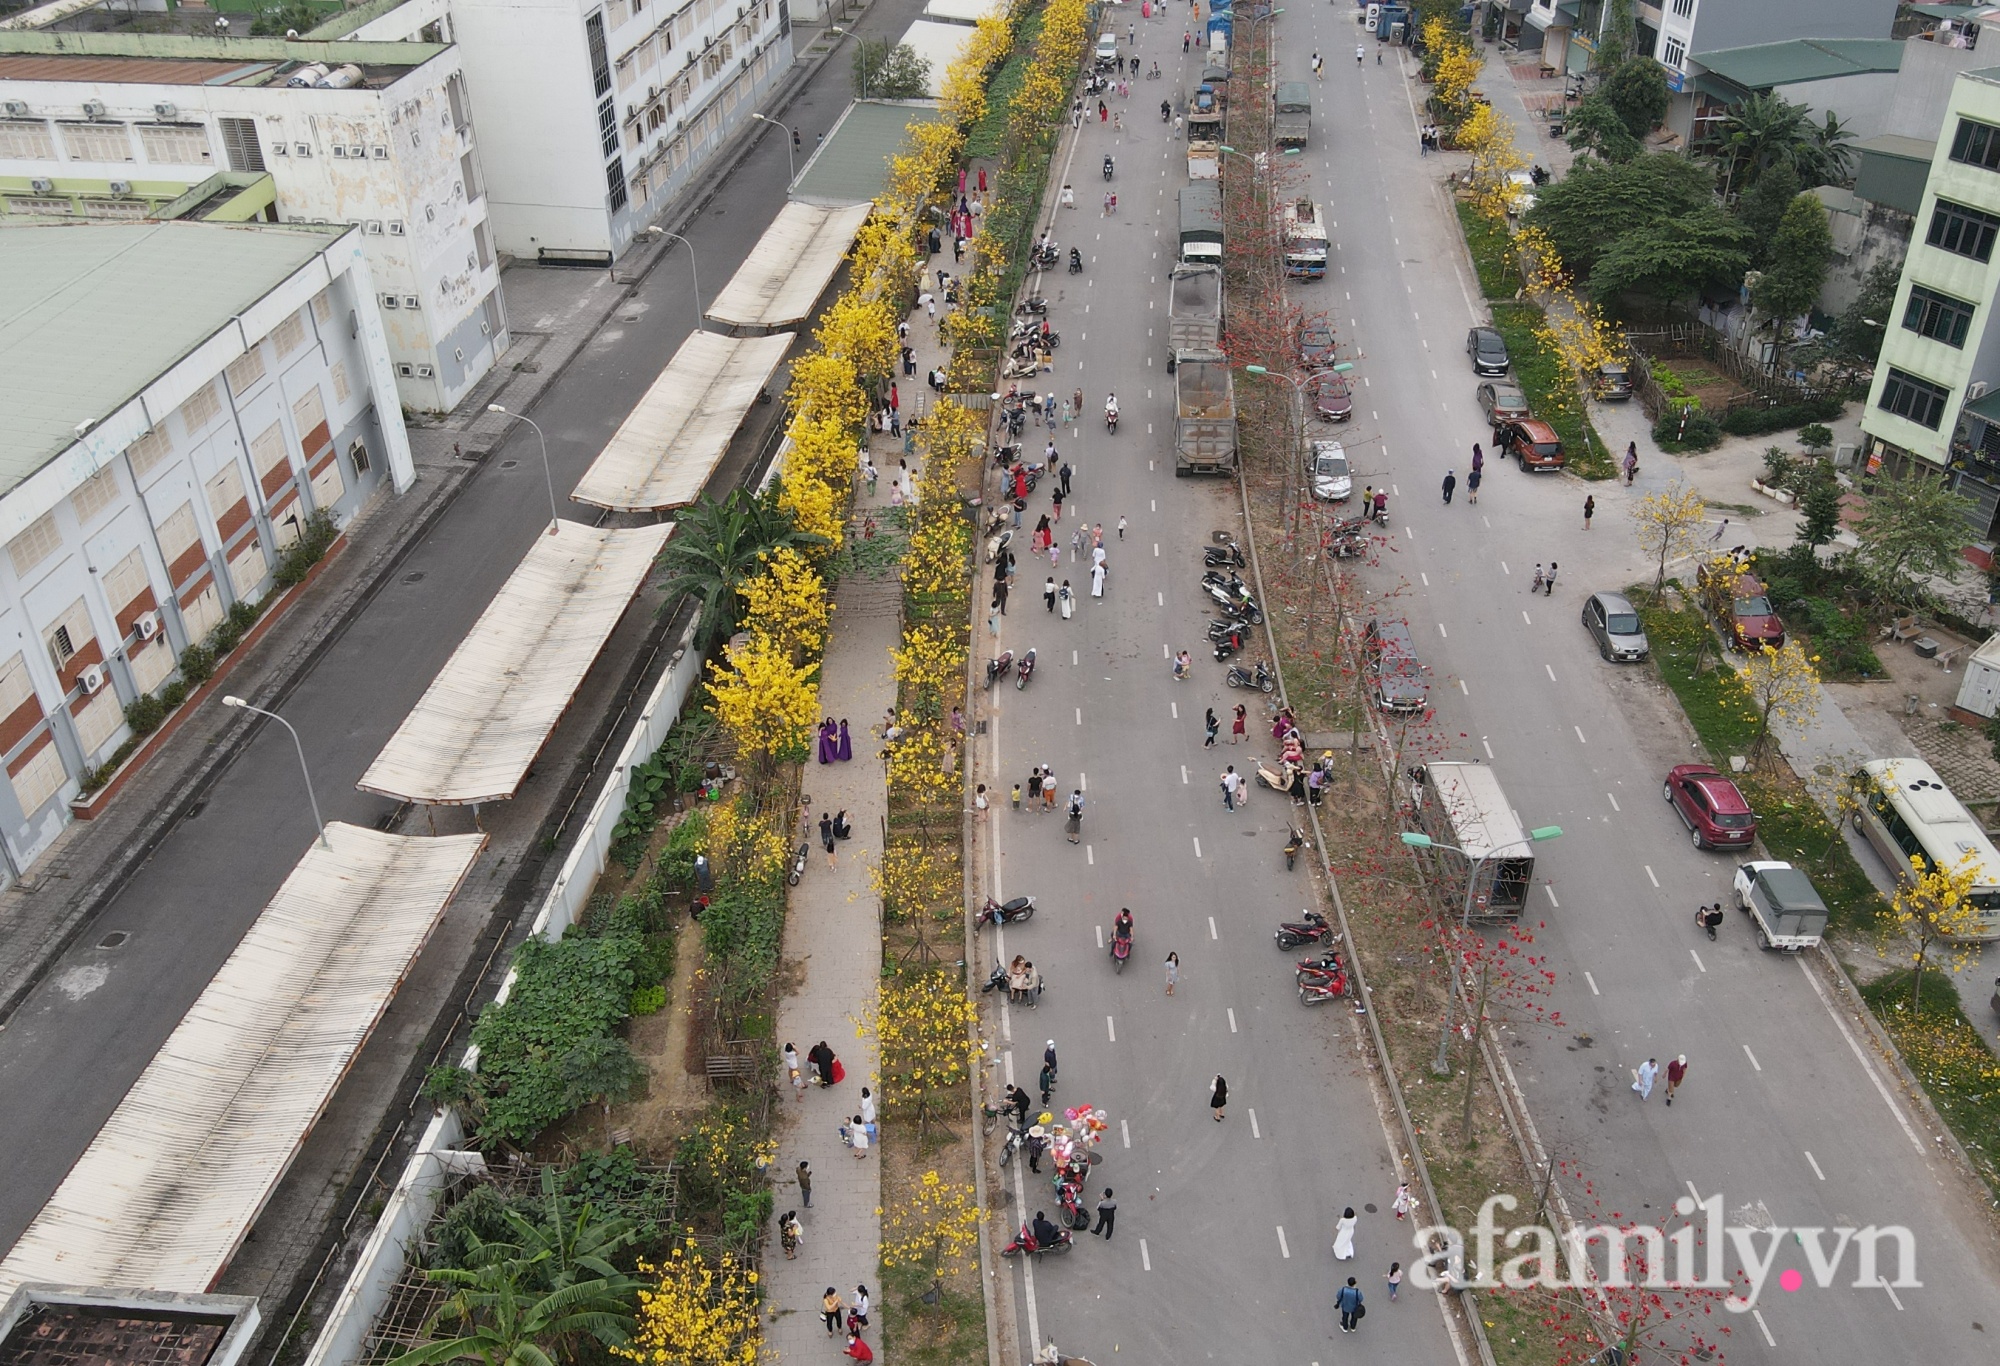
(1387, 1262, 1403, 1300)
(850, 1114, 870, 1158)
(1164, 950, 1179, 995)
(1471, 442, 1483, 474)
(1059, 461, 1073, 497)
(1209, 1074, 1228, 1121)
(1027, 766, 1044, 808)
(1045, 576, 1058, 611)
(823, 1288, 845, 1336)
(1006, 1082, 1032, 1125)
(1202, 706, 1219, 747)
(1039, 1058, 1057, 1104)
(1632, 1056, 1659, 1101)
(1061, 182, 1075, 209)
(1583, 494, 1595, 530)
(1011, 783, 1023, 811)
(1624, 441, 1639, 484)
(821, 811, 836, 868)
(1092, 1189, 1119, 1239)
(1117, 514, 1127, 540)
(1544, 560, 1557, 596)
(974, 784, 989, 821)
(1043, 765, 1058, 809)
(850, 1286, 871, 1332)
(783, 1041, 803, 1095)
(1336, 1277, 1364, 1332)
(1392, 1182, 1416, 1221)
(1090, 561, 1105, 598)
(1666, 1054, 1690, 1105)
(1333, 1207, 1358, 1260)
(845, 1330, 873, 1364)
(864, 459, 877, 495)
(809, 1039, 837, 1088)
(1025, 1125, 1048, 1172)
(1173, 649, 1191, 680)
(1051, 485, 1064, 520)
(1070, 526, 1084, 562)
(1059, 580, 1075, 619)
(1065, 790, 1084, 843)
(1231, 703, 1246, 743)
(1099, 99, 1108, 122)
(988, 607, 1000, 637)
(1531, 563, 1545, 594)
(1441, 469, 1456, 504)
(1466, 465, 1481, 504)
(992, 579, 1008, 615)
(1184, 29, 1191, 51)
(1222, 764, 1243, 810)
(1045, 1038, 1059, 1076)
(1707, 516, 1730, 546)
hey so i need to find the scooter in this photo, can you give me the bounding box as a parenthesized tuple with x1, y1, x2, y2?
(984, 526, 1013, 564)
(1370, 497, 1390, 527)
(1015, 296, 1049, 315)
(1016, 648, 1037, 689)
(1296, 949, 1347, 987)
(1254, 756, 1293, 792)
(1201, 569, 1252, 596)
(1207, 620, 1246, 644)
(1275, 909, 1336, 950)
(1068, 248, 1084, 274)
(1299, 977, 1346, 1006)
(1102, 155, 1115, 181)
(1109, 930, 1133, 973)
(1212, 630, 1247, 661)
(997, 1122, 1030, 1167)
(1001, 1221, 1075, 1258)
(1284, 827, 1310, 871)
(1160, 98, 1172, 121)
(1204, 541, 1247, 569)
(1212, 595, 1260, 623)
(1031, 242, 1060, 268)
(1104, 402, 1119, 433)
(1329, 532, 1368, 559)
(976, 894, 1037, 928)
(985, 650, 1015, 689)
(1225, 660, 1275, 692)
(788, 841, 809, 886)
(1003, 353, 1042, 380)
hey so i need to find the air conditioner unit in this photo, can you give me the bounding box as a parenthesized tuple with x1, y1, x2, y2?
(135, 611, 160, 642)
(3, 100, 28, 117)
(30, 177, 53, 193)
(81, 100, 106, 120)
(154, 101, 177, 121)
(108, 180, 131, 195)
(1972, 381, 1991, 402)
(79, 664, 106, 696)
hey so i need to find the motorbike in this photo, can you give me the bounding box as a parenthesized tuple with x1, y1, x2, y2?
(1015, 296, 1049, 315)
(997, 1122, 1030, 1167)
(984, 526, 1013, 564)
(1202, 569, 1251, 596)
(1160, 98, 1172, 121)
(1254, 756, 1294, 792)
(1102, 155, 1115, 181)
(1370, 497, 1390, 527)
(788, 841, 809, 886)
(982, 960, 1045, 1006)
(1056, 1181, 1092, 1230)
(1011, 320, 1060, 348)
(1299, 977, 1346, 1006)
(1109, 929, 1132, 973)
(1016, 648, 1037, 690)
(1225, 660, 1275, 692)
(1275, 909, 1336, 950)
(1001, 1220, 1074, 1259)
(1284, 826, 1309, 871)
(1068, 248, 1084, 274)
(1031, 242, 1060, 268)
(1207, 619, 1246, 643)
(1201, 581, 1262, 622)
(1212, 630, 1247, 662)
(975, 894, 1037, 928)
(1329, 532, 1368, 559)
(1003, 353, 1043, 380)
(1204, 541, 1246, 569)
(1104, 402, 1119, 433)
(985, 650, 1015, 689)
(1296, 948, 1346, 984)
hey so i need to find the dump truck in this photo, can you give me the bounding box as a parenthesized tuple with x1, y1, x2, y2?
(1174, 349, 1237, 477)
(1178, 182, 1223, 265)
(1282, 196, 1328, 278)
(1187, 98, 1223, 179)
(1166, 263, 1224, 370)
(1274, 80, 1312, 148)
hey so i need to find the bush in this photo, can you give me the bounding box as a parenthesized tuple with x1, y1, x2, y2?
(227, 598, 262, 633)
(1719, 397, 1844, 437)
(124, 694, 168, 738)
(178, 642, 216, 687)
(274, 509, 341, 588)
(1797, 422, 1834, 453)
(161, 680, 189, 709)
(1652, 408, 1721, 452)
(630, 984, 667, 1016)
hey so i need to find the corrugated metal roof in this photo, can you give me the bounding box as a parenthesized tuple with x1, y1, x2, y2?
(357, 522, 671, 804)
(0, 221, 348, 495)
(0, 824, 485, 1302)
(896, 20, 977, 96)
(0, 54, 277, 82)
(706, 201, 873, 330)
(790, 101, 947, 207)
(1425, 762, 1529, 861)
(570, 331, 794, 512)
(1692, 38, 1905, 91)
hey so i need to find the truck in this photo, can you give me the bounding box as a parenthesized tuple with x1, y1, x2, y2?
(1166, 263, 1224, 368)
(1186, 98, 1223, 179)
(1173, 349, 1237, 477)
(1178, 182, 1223, 265)
(1410, 761, 1537, 920)
(1282, 195, 1328, 278)
(1274, 80, 1312, 148)
(1731, 861, 1830, 952)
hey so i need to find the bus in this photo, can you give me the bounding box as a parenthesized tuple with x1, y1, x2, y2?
(1283, 196, 1328, 279)
(1412, 761, 1536, 919)
(1856, 757, 2000, 940)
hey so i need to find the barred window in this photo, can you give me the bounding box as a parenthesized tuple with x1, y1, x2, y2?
(126, 427, 172, 477)
(225, 346, 266, 395)
(71, 468, 120, 526)
(8, 512, 62, 578)
(137, 123, 212, 165)
(1879, 367, 1951, 430)
(1902, 285, 1976, 348)
(1926, 198, 2000, 261)
(0, 120, 56, 160)
(59, 121, 134, 162)
(178, 382, 221, 436)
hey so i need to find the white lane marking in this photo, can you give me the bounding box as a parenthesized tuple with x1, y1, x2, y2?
(1644, 866, 1659, 887)
(1077, 708, 1083, 725)
(1228, 1008, 1238, 1033)
(1122, 1118, 1131, 1148)
(1208, 915, 1218, 939)
(1249, 1108, 1261, 1138)
(1522, 610, 1534, 626)
(1751, 1309, 1776, 1346)
(1140, 1239, 1152, 1270)
(1180, 764, 1188, 783)
(1096, 924, 1105, 949)
(1795, 956, 1926, 1153)
(1584, 971, 1599, 995)
(1107, 1016, 1117, 1042)
(1154, 542, 1160, 556)
(1087, 845, 1095, 865)
(1804, 1150, 1825, 1180)
(1163, 643, 1171, 659)
(1691, 949, 1707, 973)
(1438, 623, 1448, 638)
(1546, 664, 1557, 681)
(1575, 725, 1587, 744)
(1079, 772, 1086, 792)
(1501, 561, 1510, 575)
(1545, 885, 1560, 908)
(1458, 679, 1468, 695)
(1607, 793, 1620, 811)
(1073, 650, 1079, 666)
(1193, 837, 1202, 858)
(1171, 702, 1178, 719)
(1421, 572, 1429, 587)
(1276, 1226, 1291, 1259)
(1158, 592, 1164, 605)
(1743, 1043, 1761, 1071)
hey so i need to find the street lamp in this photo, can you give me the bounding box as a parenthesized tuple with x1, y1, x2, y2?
(639, 226, 704, 328)
(830, 26, 869, 100)
(486, 405, 561, 535)
(750, 113, 796, 184)
(1401, 826, 1563, 1074)
(222, 695, 329, 849)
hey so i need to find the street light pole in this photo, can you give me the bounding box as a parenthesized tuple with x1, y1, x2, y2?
(486, 405, 560, 535)
(830, 26, 869, 100)
(1401, 825, 1562, 1074)
(750, 113, 796, 184)
(640, 226, 704, 328)
(222, 695, 329, 849)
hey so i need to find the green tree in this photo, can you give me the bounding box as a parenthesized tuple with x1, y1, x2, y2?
(1712, 91, 1815, 199)
(1565, 97, 1643, 163)
(1733, 162, 1800, 268)
(655, 489, 826, 650)
(1826, 257, 1902, 365)
(1525, 152, 1714, 277)
(1796, 470, 1843, 549)
(1852, 470, 1976, 606)
(393, 1261, 636, 1366)
(249, 2, 329, 36)
(561, 1036, 646, 1148)
(1804, 111, 1858, 188)
(854, 40, 932, 99)
(477, 1170, 644, 1293)
(1587, 205, 1751, 306)
(1599, 55, 1669, 138)
(1750, 195, 1834, 336)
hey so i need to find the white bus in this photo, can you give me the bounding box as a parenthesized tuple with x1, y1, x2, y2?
(1413, 761, 1535, 918)
(1856, 757, 2000, 941)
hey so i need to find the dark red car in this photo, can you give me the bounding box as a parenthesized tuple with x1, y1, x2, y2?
(1664, 764, 1758, 850)
(1308, 370, 1352, 421)
(1697, 564, 1786, 652)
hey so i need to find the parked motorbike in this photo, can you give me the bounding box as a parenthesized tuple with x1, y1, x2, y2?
(1109, 929, 1133, 973)
(984, 527, 1013, 564)
(1206, 619, 1245, 643)
(1016, 648, 1037, 690)
(1212, 595, 1261, 623)
(1275, 909, 1336, 950)
(788, 841, 809, 886)
(1031, 242, 1060, 268)
(1299, 977, 1346, 1006)
(975, 894, 1037, 928)
(1015, 296, 1049, 315)
(1225, 660, 1275, 692)
(1011, 320, 1060, 348)
(1212, 630, 1247, 662)
(1329, 533, 1368, 559)
(1201, 579, 1262, 622)
(1284, 826, 1310, 871)
(1204, 541, 1247, 569)
(997, 1123, 1030, 1167)
(985, 650, 1015, 689)
(1254, 756, 1293, 792)
(1003, 354, 1042, 380)
(1201, 569, 1252, 596)
(1001, 1220, 1074, 1259)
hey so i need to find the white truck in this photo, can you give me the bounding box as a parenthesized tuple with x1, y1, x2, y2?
(1283, 196, 1328, 279)
(1731, 861, 1829, 951)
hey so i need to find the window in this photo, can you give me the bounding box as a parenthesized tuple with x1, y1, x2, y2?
(0, 654, 32, 720)
(0, 120, 56, 160)
(473, 220, 494, 270)
(1926, 198, 2000, 261)
(1670, 0, 1693, 14)
(250, 422, 289, 481)
(350, 440, 372, 474)
(1661, 36, 1686, 69)
(45, 599, 90, 671)
(181, 583, 222, 642)
(330, 360, 352, 405)
(293, 385, 327, 444)
(460, 149, 482, 201)
(126, 427, 172, 478)
(311, 457, 347, 512)
(104, 547, 149, 612)
(131, 633, 174, 693)
(137, 123, 212, 165)
(270, 312, 306, 356)
(73, 689, 122, 756)
(178, 382, 220, 436)
(228, 539, 268, 601)
(1879, 367, 1952, 430)
(225, 346, 266, 394)
(312, 289, 332, 325)
(206, 462, 246, 523)
(71, 468, 119, 526)
(1903, 285, 1976, 347)
(155, 502, 200, 565)
(586, 12, 614, 99)
(1950, 117, 2000, 172)
(59, 121, 134, 162)
(10, 741, 67, 815)
(598, 97, 620, 159)
(447, 72, 470, 130)
(6, 198, 72, 216)
(218, 116, 265, 173)
(8, 512, 61, 578)
(606, 156, 629, 212)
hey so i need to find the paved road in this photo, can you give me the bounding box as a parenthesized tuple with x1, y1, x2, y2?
(0, 6, 920, 1256)
(978, 16, 1462, 1363)
(993, 9, 2000, 1365)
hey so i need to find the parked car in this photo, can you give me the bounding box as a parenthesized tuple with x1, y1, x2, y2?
(1593, 361, 1634, 401)
(1732, 861, 1829, 951)
(1364, 617, 1430, 713)
(1476, 381, 1530, 426)
(1299, 322, 1338, 370)
(1094, 33, 1118, 68)
(1495, 418, 1565, 472)
(1696, 562, 1786, 652)
(1466, 326, 1509, 376)
(1308, 440, 1352, 501)
(1580, 591, 1649, 662)
(1308, 370, 1353, 421)
(1664, 764, 1758, 850)
(1504, 170, 1537, 217)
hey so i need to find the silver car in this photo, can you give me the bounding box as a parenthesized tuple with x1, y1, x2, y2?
(1581, 591, 1649, 662)
(1309, 440, 1351, 501)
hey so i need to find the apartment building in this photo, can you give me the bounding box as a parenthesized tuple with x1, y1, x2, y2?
(0, 31, 506, 413)
(0, 219, 408, 878)
(1513, 0, 1885, 85)
(1861, 66, 2000, 538)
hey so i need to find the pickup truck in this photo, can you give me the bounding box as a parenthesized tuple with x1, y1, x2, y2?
(1732, 861, 1829, 951)
(1166, 263, 1224, 369)
(1174, 349, 1237, 477)
(1274, 80, 1312, 148)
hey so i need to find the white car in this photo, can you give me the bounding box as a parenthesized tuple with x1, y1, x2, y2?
(1505, 171, 1537, 217)
(1309, 440, 1352, 502)
(1095, 34, 1119, 67)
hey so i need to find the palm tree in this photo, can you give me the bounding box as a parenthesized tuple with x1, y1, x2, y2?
(392, 1261, 635, 1366)
(657, 488, 826, 649)
(1712, 91, 1812, 200)
(471, 1170, 642, 1293)
(1802, 110, 1856, 187)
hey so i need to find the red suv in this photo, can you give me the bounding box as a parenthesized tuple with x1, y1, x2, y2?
(1496, 418, 1565, 472)
(1664, 764, 1758, 850)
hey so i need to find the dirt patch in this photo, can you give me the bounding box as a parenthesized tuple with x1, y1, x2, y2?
(1648, 356, 1753, 415)
(609, 927, 712, 1156)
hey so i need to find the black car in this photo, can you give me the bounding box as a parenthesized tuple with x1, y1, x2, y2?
(1593, 361, 1634, 401)
(1300, 323, 1337, 370)
(1466, 326, 1509, 376)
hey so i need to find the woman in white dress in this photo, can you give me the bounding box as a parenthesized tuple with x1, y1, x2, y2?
(1058, 581, 1075, 619)
(1090, 561, 1106, 597)
(1332, 1207, 1358, 1260)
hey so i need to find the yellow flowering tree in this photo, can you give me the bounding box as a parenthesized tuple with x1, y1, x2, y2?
(880, 1170, 982, 1299)
(874, 841, 963, 925)
(1728, 639, 1820, 763)
(706, 634, 818, 786)
(892, 621, 969, 716)
(787, 353, 869, 433)
(1889, 852, 1989, 1011)
(817, 294, 899, 387)
(1630, 480, 1709, 593)
(739, 547, 829, 665)
(704, 797, 789, 886)
(617, 1240, 760, 1366)
(1456, 102, 1528, 222)
(866, 969, 983, 1143)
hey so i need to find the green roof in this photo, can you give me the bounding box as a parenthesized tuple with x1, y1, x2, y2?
(0, 220, 348, 494)
(1693, 38, 1907, 92)
(790, 100, 947, 206)
(1963, 386, 2000, 426)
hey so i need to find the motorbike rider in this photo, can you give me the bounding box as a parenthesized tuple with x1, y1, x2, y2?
(1103, 153, 1115, 179)
(1068, 246, 1083, 272)
(1161, 98, 1172, 122)
(1031, 1211, 1063, 1250)
(1113, 907, 1134, 942)
(1104, 391, 1120, 425)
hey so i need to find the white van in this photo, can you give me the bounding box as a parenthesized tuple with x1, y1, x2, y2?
(1855, 757, 2000, 941)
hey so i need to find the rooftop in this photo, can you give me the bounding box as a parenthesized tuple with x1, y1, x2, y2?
(790, 100, 946, 206)
(1693, 37, 1907, 92)
(0, 32, 448, 87)
(0, 220, 350, 496)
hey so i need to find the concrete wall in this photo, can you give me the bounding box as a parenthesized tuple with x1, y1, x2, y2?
(1817, 185, 1912, 315)
(1886, 27, 2000, 141)
(1785, 70, 1898, 144)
